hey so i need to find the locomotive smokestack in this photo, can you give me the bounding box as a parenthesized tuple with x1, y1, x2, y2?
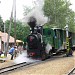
(28, 17, 36, 33)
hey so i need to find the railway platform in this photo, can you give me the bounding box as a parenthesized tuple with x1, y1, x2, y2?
(0, 58, 7, 63)
(0, 51, 29, 69)
(0, 54, 15, 69)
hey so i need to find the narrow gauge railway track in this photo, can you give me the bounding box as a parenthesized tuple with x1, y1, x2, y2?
(0, 62, 32, 74)
(0, 54, 70, 74)
(67, 68, 75, 75)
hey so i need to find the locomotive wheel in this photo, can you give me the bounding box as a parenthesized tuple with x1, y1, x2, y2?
(41, 53, 46, 61)
(49, 51, 52, 57)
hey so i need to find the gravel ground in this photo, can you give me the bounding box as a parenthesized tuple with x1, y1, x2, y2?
(0, 52, 75, 75)
(0, 54, 15, 69)
(6, 52, 75, 75)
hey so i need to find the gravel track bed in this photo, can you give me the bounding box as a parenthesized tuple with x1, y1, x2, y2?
(0, 60, 15, 69)
(0, 52, 75, 75)
(8, 58, 74, 75)
(6, 52, 75, 75)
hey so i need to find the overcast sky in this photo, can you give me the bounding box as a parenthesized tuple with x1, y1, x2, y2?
(0, 0, 36, 21)
(0, 0, 75, 21)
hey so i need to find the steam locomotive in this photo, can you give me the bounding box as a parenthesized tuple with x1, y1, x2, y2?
(26, 17, 74, 60)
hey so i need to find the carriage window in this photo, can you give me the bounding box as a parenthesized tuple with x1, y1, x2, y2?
(54, 30, 57, 37)
(43, 29, 45, 34)
(48, 30, 51, 35)
(43, 29, 51, 35)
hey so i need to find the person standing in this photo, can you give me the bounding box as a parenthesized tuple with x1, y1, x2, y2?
(9, 46, 16, 60)
(0, 50, 3, 56)
(14, 46, 18, 57)
(69, 36, 73, 56)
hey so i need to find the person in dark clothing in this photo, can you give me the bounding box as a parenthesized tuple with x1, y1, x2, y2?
(0, 50, 3, 56)
(69, 36, 73, 56)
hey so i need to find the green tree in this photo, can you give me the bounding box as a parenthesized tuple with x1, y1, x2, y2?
(66, 10, 75, 32)
(44, 0, 75, 32)
(5, 20, 30, 41)
(0, 16, 4, 32)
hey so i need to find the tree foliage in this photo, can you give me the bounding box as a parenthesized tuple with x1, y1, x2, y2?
(43, 0, 75, 32)
(0, 16, 4, 32)
(5, 20, 30, 41)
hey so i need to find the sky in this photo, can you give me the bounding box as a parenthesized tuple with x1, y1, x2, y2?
(0, 0, 75, 21)
(0, 0, 36, 21)
(69, 0, 75, 11)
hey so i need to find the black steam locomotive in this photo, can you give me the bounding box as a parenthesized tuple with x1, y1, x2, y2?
(27, 17, 48, 60)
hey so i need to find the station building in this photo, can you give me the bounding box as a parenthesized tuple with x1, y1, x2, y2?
(0, 31, 23, 52)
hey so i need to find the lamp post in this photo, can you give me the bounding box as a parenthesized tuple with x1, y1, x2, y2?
(65, 24, 69, 38)
(65, 0, 73, 56)
(65, 23, 73, 56)
(13, 0, 16, 46)
(5, 0, 13, 57)
(64, 24, 70, 56)
(4, 22, 6, 53)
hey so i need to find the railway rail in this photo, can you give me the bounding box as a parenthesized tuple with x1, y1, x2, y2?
(0, 62, 32, 74)
(67, 68, 75, 75)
